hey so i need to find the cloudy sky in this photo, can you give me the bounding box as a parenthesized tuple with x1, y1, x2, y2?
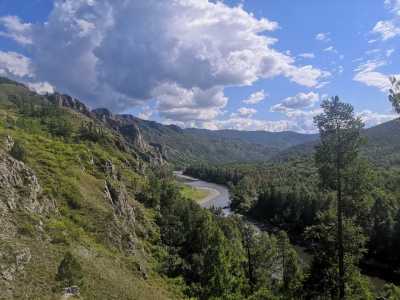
(0, 0, 399, 133)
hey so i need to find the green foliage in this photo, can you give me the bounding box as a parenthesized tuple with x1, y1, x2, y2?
(314, 96, 366, 299)
(389, 76, 400, 114)
(56, 251, 84, 287)
(46, 115, 74, 138)
(10, 139, 27, 162)
(276, 231, 303, 297)
(304, 210, 371, 299)
(78, 121, 107, 143)
(382, 283, 400, 299)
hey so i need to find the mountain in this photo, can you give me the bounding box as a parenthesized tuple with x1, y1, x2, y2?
(270, 118, 400, 167)
(89, 109, 317, 166)
(185, 128, 318, 149)
(0, 78, 183, 299)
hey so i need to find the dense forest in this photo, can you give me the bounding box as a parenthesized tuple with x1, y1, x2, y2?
(184, 78, 400, 299)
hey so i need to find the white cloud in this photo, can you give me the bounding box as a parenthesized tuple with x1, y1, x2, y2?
(0, 15, 32, 45)
(365, 48, 381, 56)
(138, 106, 153, 120)
(386, 49, 395, 57)
(202, 109, 321, 133)
(372, 2, 400, 41)
(0, 0, 328, 124)
(154, 83, 227, 122)
(385, 0, 400, 14)
(28, 82, 55, 94)
(353, 59, 397, 91)
(206, 117, 293, 132)
(0, 51, 33, 78)
(271, 92, 320, 113)
(354, 71, 392, 91)
(323, 46, 338, 53)
(315, 32, 330, 42)
(243, 90, 267, 104)
(372, 20, 400, 40)
(357, 110, 397, 127)
(299, 53, 315, 59)
(234, 107, 257, 118)
(284, 65, 331, 87)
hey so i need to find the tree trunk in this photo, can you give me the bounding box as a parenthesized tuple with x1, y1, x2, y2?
(337, 160, 345, 299)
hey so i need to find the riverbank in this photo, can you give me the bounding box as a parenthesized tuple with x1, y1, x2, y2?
(178, 183, 219, 204)
(174, 171, 231, 213)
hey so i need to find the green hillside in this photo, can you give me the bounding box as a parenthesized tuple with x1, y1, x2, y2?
(0, 78, 186, 299)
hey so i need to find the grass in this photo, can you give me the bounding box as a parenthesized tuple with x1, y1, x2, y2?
(179, 183, 210, 203)
(0, 87, 185, 299)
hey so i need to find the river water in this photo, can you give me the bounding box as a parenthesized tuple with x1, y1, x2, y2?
(174, 171, 231, 214)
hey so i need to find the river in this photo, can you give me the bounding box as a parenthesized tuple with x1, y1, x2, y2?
(174, 171, 231, 214)
(174, 171, 388, 290)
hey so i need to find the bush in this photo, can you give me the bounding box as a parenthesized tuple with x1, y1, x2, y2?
(10, 140, 27, 162)
(56, 251, 84, 287)
(47, 116, 73, 138)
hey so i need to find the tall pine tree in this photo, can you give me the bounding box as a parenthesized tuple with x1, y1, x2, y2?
(314, 96, 364, 299)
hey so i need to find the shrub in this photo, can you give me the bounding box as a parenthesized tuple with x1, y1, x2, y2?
(10, 140, 27, 162)
(56, 251, 84, 287)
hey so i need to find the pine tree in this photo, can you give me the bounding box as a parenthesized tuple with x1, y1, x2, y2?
(313, 96, 364, 299)
(389, 76, 400, 113)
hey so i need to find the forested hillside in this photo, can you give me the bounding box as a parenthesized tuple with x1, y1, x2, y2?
(271, 118, 400, 167)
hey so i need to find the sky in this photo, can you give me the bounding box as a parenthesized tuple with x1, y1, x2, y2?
(0, 0, 399, 133)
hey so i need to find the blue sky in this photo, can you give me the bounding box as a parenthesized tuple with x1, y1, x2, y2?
(0, 0, 399, 133)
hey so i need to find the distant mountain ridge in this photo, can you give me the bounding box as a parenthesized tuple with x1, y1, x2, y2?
(2, 77, 398, 167)
(270, 118, 400, 167)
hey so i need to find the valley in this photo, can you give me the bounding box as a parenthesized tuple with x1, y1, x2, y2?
(1, 77, 400, 299)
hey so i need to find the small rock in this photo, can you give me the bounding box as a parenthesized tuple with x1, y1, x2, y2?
(63, 286, 80, 298)
(4, 135, 14, 152)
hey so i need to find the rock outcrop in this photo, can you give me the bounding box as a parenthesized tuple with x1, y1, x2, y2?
(0, 150, 55, 241)
(47, 93, 92, 117)
(104, 179, 138, 253)
(0, 150, 56, 297)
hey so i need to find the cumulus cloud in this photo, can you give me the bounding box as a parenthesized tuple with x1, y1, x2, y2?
(271, 92, 320, 113)
(202, 111, 321, 133)
(243, 90, 267, 104)
(0, 0, 328, 124)
(154, 83, 227, 122)
(0, 15, 32, 45)
(0, 51, 33, 78)
(353, 59, 397, 91)
(28, 82, 55, 95)
(315, 32, 330, 42)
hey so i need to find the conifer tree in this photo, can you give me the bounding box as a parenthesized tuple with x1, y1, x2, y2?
(314, 96, 364, 299)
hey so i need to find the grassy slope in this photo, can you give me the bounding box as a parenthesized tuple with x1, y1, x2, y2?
(0, 82, 183, 299)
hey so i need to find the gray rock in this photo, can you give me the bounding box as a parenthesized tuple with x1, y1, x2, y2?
(4, 135, 14, 152)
